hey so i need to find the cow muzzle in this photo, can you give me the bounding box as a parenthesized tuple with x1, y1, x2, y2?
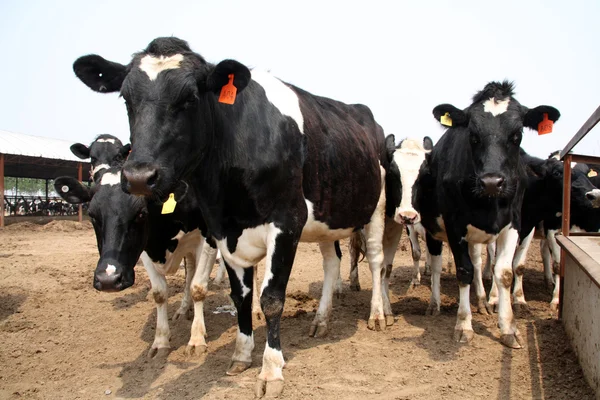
(478, 173, 506, 197)
(93, 263, 133, 292)
(122, 164, 159, 196)
(395, 208, 420, 225)
(585, 189, 600, 208)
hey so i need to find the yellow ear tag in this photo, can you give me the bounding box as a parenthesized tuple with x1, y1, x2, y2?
(161, 193, 177, 214)
(440, 112, 452, 127)
(588, 170, 598, 178)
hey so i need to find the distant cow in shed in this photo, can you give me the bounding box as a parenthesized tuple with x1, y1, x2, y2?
(399, 81, 560, 348)
(72, 36, 390, 396)
(70, 134, 131, 182)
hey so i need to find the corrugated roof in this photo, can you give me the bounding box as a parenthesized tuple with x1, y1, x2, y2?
(0, 130, 81, 162)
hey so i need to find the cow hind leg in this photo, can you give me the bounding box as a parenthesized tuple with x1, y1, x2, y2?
(140, 252, 171, 359)
(381, 220, 403, 326)
(540, 239, 554, 290)
(425, 233, 443, 316)
(471, 243, 492, 315)
(310, 241, 340, 338)
(483, 242, 496, 281)
(349, 231, 366, 291)
(546, 231, 562, 312)
(408, 225, 422, 286)
(174, 256, 196, 321)
(512, 229, 535, 312)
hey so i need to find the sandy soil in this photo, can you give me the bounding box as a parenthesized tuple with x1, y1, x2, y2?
(0, 221, 595, 399)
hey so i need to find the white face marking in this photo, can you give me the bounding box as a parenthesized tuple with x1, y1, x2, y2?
(91, 163, 110, 176)
(105, 264, 117, 276)
(392, 139, 429, 224)
(100, 171, 121, 186)
(483, 97, 510, 116)
(139, 54, 184, 81)
(301, 200, 354, 242)
(464, 224, 497, 244)
(251, 69, 304, 134)
(95, 138, 116, 144)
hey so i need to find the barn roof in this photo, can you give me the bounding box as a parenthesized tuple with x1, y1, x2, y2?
(0, 130, 90, 180)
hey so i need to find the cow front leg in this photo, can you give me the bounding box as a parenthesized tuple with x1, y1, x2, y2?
(174, 256, 196, 321)
(185, 240, 217, 357)
(494, 225, 522, 348)
(349, 231, 366, 291)
(483, 242, 496, 281)
(546, 230, 562, 312)
(512, 229, 535, 312)
(226, 263, 255, 376)
(447, 234, 474, 344)
(425, 233, 443, 316)
(540, 239, 554, 289)
(255, 229, 300, 398)
(381, 219, 403, 325)
(140, 252, 171, 359)
(310, 241, 340, 337)
(470, 243, 492, 315)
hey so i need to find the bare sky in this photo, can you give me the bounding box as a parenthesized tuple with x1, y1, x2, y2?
(1, 0, 599, 158)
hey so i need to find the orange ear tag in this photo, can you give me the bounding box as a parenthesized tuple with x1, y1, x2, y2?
(538, 113, 553, 135)
(218, 74, 237, 105)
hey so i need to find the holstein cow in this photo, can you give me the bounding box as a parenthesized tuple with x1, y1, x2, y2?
(55, 167, 223, 357)
(70, 134, 131, 182)
(73, 37, 390, 396)
(400, 81, 560, 348)
(482, 150, 600, 313)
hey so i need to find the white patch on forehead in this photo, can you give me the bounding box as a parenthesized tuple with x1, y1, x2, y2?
(106, 264, 116, 276)
(95, 138, 116, 144)
(392, 139, 428, 223)
(483, 97, 510, 116)
(100, 171, 121, 186)
(91, 163, 110, 176)
(251, 69, 304, 134)
(139, 54, 184, 81)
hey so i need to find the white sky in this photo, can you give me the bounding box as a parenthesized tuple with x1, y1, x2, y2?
(1, 0, 600, 158)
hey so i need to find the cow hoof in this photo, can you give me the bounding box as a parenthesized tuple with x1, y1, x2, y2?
(500, 333, 523, 349)
(349, 282, 361, 292)
(411, 278, 421, 287)
(477, 300, 493, 315)
(544, 278, 555, 291)
(309, 322, 329, 338)
(173, 307, 193, 321)
(367, 317, 386, 331)
(453, 329, 474, 343)
(513, 303, 528, 313)
(226, 361, 252, 376)
(385, 314, 395, 326)
(550, 302, 559, 313)
(184, 344, 207, 357)
(426, 305, 440, 316)
(255, 378, 284, 398)
(147, 347, 170, 360)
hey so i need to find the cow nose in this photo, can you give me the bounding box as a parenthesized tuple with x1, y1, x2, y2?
(585, 189, 600, 207)
(122, 166, 158, 195)
(94, 270, 123, 292)
(395, 210, 419, 225)
(480, 174, 505, 196)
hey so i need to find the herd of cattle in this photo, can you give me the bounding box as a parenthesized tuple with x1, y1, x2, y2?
(50, 37, 600, 397)
(3, 195, 80, 216)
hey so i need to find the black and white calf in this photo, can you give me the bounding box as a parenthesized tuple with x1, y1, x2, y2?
(55, 169, 221, 357)
(73, 37, 390, 396)
(70, 134, 131, 182)
(405, 81, 560, 348)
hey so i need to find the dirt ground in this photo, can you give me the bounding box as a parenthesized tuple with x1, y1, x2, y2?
(0, 220, 595, 399)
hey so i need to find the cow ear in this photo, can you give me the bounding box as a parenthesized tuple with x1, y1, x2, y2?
(54, 177, 93, 204)
(523, 105, 561, 132)
(385, 134, 396, 162)
(119, 144, 132, 159)
(204, 60, 251, 94)
(70, 143, 90, 159)
(432, 104, 468, 127)
(73, 54, 128, 93)
(423, 136, 434, 151)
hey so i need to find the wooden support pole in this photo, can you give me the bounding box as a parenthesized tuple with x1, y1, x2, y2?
(78, 162, 83, 223)
(559, 154, 573, 320)
(0, 153, 4, 228)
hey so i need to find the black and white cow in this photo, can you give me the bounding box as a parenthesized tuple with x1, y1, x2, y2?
(72, 37, 390, 396)
(399, 81, 560, 348)
(70, 134, 131, 182)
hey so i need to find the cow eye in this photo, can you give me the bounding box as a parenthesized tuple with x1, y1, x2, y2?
(135, 211, 147, 223)
(552, 169, 562, 178)
(511, 133, 522, 145)
(469, 133, 480, 145)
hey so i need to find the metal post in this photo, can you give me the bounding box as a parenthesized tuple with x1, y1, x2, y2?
(0, 153, 4, 228)
(77, 162, 83, 223)
(558, 154, 573, 319)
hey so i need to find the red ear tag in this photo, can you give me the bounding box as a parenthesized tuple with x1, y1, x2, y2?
(538, 113, 553, 135)
(218, 74, 237, 105)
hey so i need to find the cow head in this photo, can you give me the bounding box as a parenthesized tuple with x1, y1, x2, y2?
(385, 134, 433, 224)
(433, 81, 560, 198)
(73, 37, 252, 200)
(70, 134, 131, 181)
(571, 164, 600, 208)
(54, 169, 149, 292)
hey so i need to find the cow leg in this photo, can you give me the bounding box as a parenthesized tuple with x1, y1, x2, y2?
(546, 230, 561, 312)
(540, 239, 554, 290)
(483, 242, 496, 281)
(333, 241, 343, 297)
(252, 264, 262, 320)
(471, 243, 492, 315)
(447, 236, 475, 344)
(365, 171, 387, 332)
(381, 219, 403, 326)
(512, 229, 535, 312)
(349, 231, 366, 291)
(408, 224, 422, 286)
(227, 263, 255, 376)
(425, 233, 444, 316)
(494, 225, 522, 349)
(214, 249, 227, 286)
(185, 239, 218, 357)
(140, 251, 171, 359)
(173, 254, 196, 321)
(255, 228, 301, 399)
(310, 241, 340, 337)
